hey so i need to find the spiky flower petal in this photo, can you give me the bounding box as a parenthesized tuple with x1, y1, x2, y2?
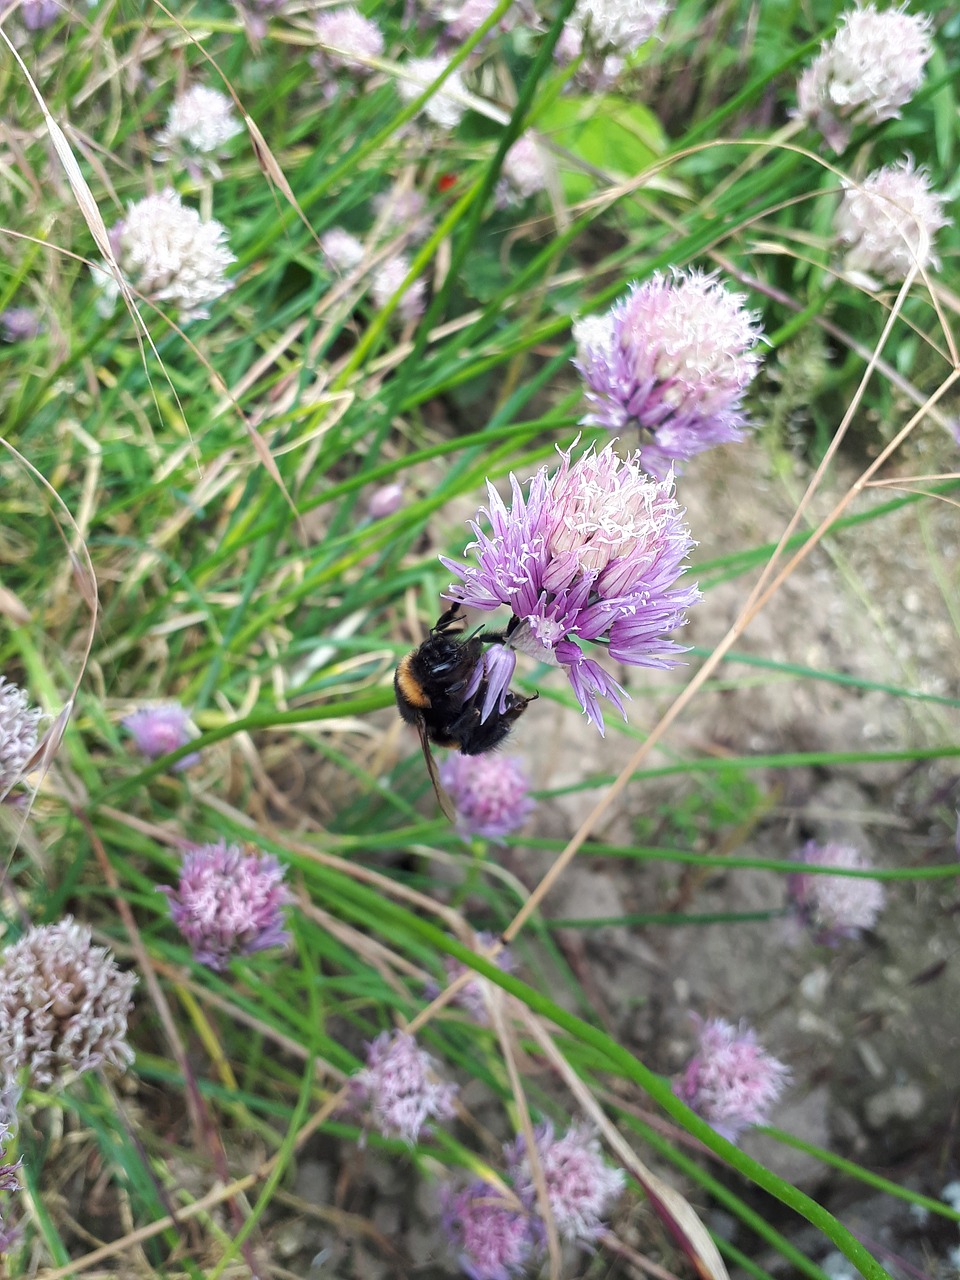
(788, 841, 886, 943)
(505, 1121, 625, 1242)
(442, 441, 699, 732)
(442, 1179, 540, 1280)
(439, 754, 535, 842)
(347, 1030, 457, 1144)
(0, 678, 41, 795)
(122, 703, 200, 770)
(398, 56, 467, 130)
(797, 3, 933, 150)
(0, 918, 136, 1086)
(675, 1016, 789, 1142)
(574, 269, 765, 477)
(159, 842, 292, 971)
(96, 190, 234, 323)
(313, 6, 384, 75)
(835, 158, 948, 284)
(155, 85, 242, 164)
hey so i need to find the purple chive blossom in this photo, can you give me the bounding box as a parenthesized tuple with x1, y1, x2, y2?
(441, 1179, 540, 1280)
(674, 1016, 789, 1142)
(347, 1029, 457, 1145)
(158, 842, 293, 971)
(430, 931, 517, 1025)
(0, 0, 60, 29)
(438, 754, 535, 842)
(122, 703, 200, 769)
(834, 158, 948, 285)
(366, 481, 405, 520)
(788, 841, 886, 943)
(796, 3, 932, 151)
(574, 269, 765, 478)
(0, 917, 136, 1086)
(0, 677, 42, 796)
(0, 1119, 19, 1257)
(0, 308, 42, 343)
(496, 135, 549, 208)
(441, 441, 700, 733)
(372, 187, 432, 242)
(505, 1121, 625, 1243)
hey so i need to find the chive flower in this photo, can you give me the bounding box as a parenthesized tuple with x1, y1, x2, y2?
(796, 3, 933, 150)
(0, 677, 41, 796)
(573, 268, 765, 477)
(159, 842, 293, 970)
(788, 840, 886, 943)
(154, 85, 242, 173)
(441, 440, 699, 733)
(0, 918, 136, 1086)
(504, 1121, 625, 1243)
(441, 1179, 540, 1280)
(312, 6, 384, 77)
(398, 56, 467, 130)
(834, 158, 948, 285)
(674, 1016, 789, 1142)
(347, 1030, 458, 1145)
(122, 703, 200, 769)
(438, 754, 535, 842)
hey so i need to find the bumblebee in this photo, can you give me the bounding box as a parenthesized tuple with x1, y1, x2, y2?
(395, 603, 536, 818)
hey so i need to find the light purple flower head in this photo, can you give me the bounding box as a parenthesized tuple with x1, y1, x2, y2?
(430, 931, 517, 1024)
(0, 1116, 19, 1258)
(788, 840, 885, 943)
(370, 254, 426, 322)
(366, 481, 405, 520)
(398, 56, 467, 131)
(796, 3, 933, 150)
(158, 842, 293, 971)
(0, 308, 43, 343)
(0, 677, 42, 796)
(0, 917, 136, 1086)
(674, 1015, 789, 1142)
(438, 754, 535, 842)
(312, 6, 384, 76)
(556, 0, 672, 89)
(835, 158, 948, 285)
(441, 440, 700, 733)
(321, 226, 365, 273)
(347, 1029, 457, 1145)
(441, 1179, 540, 1280)
(505, 1120, 625, 1243)
(372, 186, 432, 242)
(0, 0, 61, 29)
(496, 135, 549, 209)
(574, 269, 765, 478)
(122, 703, 200, 770)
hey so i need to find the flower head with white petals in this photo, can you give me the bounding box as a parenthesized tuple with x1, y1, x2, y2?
(321, 227, 365, 273)
(441, 441, 699, 733)
(312, 6, 384, 77)
(835, 158, 948, 285)
(0, 677, 42, 796)
(370, 254, 426, 321)
(398, 56, 467, 130)
(675, 1016, 789, 1142)
(574, 269, 764, 478)
(95, 190, 234, 323)
(496, 135, 549, 208)
(154, 86, 242, 173)
(557, 0, 673, 89)
(797, 3, 933, 150)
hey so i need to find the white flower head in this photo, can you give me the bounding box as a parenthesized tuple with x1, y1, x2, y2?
(569, 0, 671, 51)
(398, 56, 467, 130)
(97, 190, 235, 323)
(313, 6, 384, 75)
(835, 158, 948, 284)
(321, 226, 365, 273)
(154, 86, 242, 165)
(370, 254, 426, 321)
(496, 134, 549, 207)
(797, 3, 933, 150)
(0, 677, 42, 795)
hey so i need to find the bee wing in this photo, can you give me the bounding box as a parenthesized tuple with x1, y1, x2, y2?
(415, 715, 457, 824)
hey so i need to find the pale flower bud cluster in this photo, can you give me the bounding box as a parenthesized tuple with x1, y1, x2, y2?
(556, 0, 672, 89)
(0, 918, 136, 1086)
(154, 85, 242, 173)
(438, 754, 535, 841)
(95, 190, 235, 324)
(398, 56, 467, 131)
(370, 254, 426, 321)
(788, 841, 886, 942)
(0, 677, 42, 796)
(834, 158, 948, 285)
(496, 135, 549, 208)
(312, 6, 384, 79)
(675, 1016, 789, 1142)
(347, 1030, 458, 1144)
(796, 3, 933, 150)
